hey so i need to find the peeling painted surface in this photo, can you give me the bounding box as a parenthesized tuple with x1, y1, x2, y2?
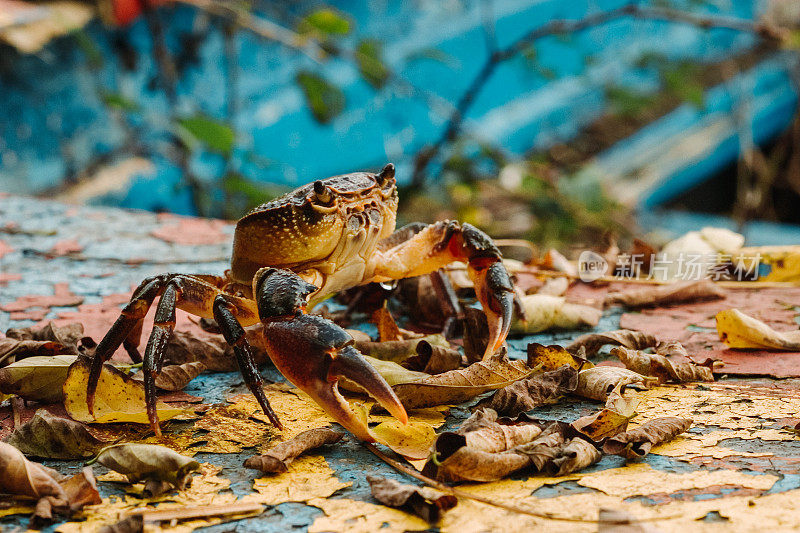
(0, 195, 799, 531)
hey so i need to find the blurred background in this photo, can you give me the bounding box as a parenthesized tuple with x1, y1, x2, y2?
(2, 0, 800, 249)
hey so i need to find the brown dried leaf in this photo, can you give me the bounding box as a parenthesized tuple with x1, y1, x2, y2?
(163, 327, 268, 371)
(243, 428, 344, 474)
(508, 422, 569, 472)
(132, 361, 206, 391)
(90, 443, 200, 487)
(60, 466, 102, 511)
(0, 441, 67, 500)
(355, 335, 449, 363)
(404, 340, 462, 374)
(605, 280, 726, 309)
(716, 308, 800, 350)
(575, 367, 656, 401)
(0, 338, 64, 368)
(462, 307, 490, 364)
(571, 406, 633, 444)
(389, 358, 536, 410)
(373, 305, 403, 342)
(5, 409, 106, 459)
(603, 417, 692, 459)
(547, 437, 601, 476)
(367, 475, 456, 523)
(7, 322, 84, 348)
(475, 365, 578, 416)
(612, 346, 713, 383)
(527, 343, 593, 372)
(566, 329, 658, 357)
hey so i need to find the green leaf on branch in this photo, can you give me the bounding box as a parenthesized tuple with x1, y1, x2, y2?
(356, 38, 390, 89)
(99, 90, 139, 112)
(298, 8, 351, 37)
(177, 115, 235, 154)
(296, 70, 345, 124)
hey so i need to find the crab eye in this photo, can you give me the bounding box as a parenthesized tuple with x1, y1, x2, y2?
(376, 163, 395, 185)
(312, 180, 333, 204)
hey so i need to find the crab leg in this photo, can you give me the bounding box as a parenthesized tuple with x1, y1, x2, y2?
(370, 221, 517, 359)
(255, 268, 408, 441)
(86, 273, 261, 435)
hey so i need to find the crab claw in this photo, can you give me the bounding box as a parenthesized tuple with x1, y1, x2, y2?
(468, 258, 516, 359)
(262, 314, 407, 442)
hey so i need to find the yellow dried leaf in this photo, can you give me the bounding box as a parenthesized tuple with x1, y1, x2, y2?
(512, 294, 601, 334)
(716, 308, 800, 350)
(371, 419, 437, 460)
(308, 497, 430, 533)
(527, 343, 593, 371)
(64, 359, 185, 424)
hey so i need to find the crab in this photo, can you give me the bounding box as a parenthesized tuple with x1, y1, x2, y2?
(86, 164, 516, 441)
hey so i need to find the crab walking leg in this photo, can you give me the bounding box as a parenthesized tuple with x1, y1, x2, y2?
(87, 274, 259, 427)
(369, 221, 516, 359)
(213, 295, 282, 430)
(254, 268, 408, 441)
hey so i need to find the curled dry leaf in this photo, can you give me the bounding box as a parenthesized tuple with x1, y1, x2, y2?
(59, 466, 102, 511)
(575, 367, 656, 402)
(536, 276, 570, 296)
(90, 443, 200, 487)
(605, 279, 726, 309)
(1, 322, 85, 368)
(462, 307, 490, 364)
(0, 441, 67, 501)
(548, 437, 601, 476)
(132, 361, 206, 391)
(367, 475, 456, 523)
(355, 335, 450, 363)
(566, 329, 658, 357)
(527, 343, 593, 372)
(243, 428, 344, 474)
(388, 358, 536, 410)
(603, 417, 692, 459)
(612, 346, 713, 383)
(404, 340, 462, 374)
(0, 354, 78, 402)
(444, 408, 544, 454)
(716, 308, 800, 350)
(571, 404, 634, 444)
(64, 358, 185, 424)
(475, 365, 578, 417)
(512, 294, 601, 334)
(339, 355, 428, 393)
(5, 409, 106, 459)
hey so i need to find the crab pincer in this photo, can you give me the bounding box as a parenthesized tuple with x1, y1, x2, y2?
(255, 269, 408, 441)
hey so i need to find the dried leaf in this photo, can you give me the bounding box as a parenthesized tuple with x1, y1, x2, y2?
(536, 276, 570, 296)
(575, 367, 656, 401)
(0, 354, 78, 402)
(475, 365, 578, 416)
(370, 419, 437, 461)
(64, 358, 185, 424)
(7, 321, 84, 348)
(527, 343, 593, 371)
(716, 308, 800, 350)
(90, 443, 200, 487)
(163, 327, 269, 371)
(60, 467, 102, 511)
(512, 294, 601, 333)
(132, 361, 206, 391)
(605, 280, 726, 308)
(571, 402, 634, 444)
(404, 340, 462, 374)
(462, 307, 490, 363)
(367, 475, 456, 523)
(355, 335, 449, 363)
(566, 329, 658, 357)
(603, 417, 692, 458)
(389, 358, 536, 410)
(547, 437, 601, 476)
(613, 346, 713, 383)
(0, 441, 67, 500)
(373, 305, 403, 342)
(243, 428, 343, 473)
(5, 409, 106, 459)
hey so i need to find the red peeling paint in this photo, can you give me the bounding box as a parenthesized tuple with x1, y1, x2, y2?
(0, 282, 84, 313)
(150, 215, 231, 245)
(0, 273, 21, 285)
(49, 239, 83, 256)
(0, 239, 13, 259)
